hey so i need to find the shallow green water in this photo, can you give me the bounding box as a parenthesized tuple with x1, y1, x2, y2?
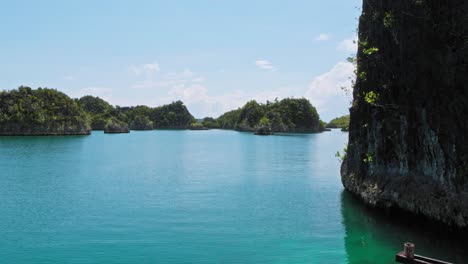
(0, 130, 466, 263)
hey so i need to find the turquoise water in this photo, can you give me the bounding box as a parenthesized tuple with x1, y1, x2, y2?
(0, 130, 467, 263)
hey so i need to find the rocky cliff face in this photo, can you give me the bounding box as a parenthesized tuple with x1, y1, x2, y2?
(342, 0, 468, 228)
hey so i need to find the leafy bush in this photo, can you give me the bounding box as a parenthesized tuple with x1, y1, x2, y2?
(364, 91, 380, 105)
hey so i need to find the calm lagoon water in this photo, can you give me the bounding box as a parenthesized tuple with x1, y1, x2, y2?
(0, 129, 467, 263)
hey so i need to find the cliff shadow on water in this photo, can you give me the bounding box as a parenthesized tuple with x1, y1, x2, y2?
(341, 191, 468, 264)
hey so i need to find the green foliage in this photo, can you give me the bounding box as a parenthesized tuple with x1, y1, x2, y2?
(216, 109, 241, 129)
(2, 87, 321, 135)
(189, 122, 205, 130)
(383, 12, 395, 28)
(363, 152, 374, 163)
(78, 95, 113, 115)
(335, 145, 348, 162)
(104, 117, 129, 133)
(363, 47, 379, 56)
(77, 95, 115, 130)
(150, 101, 195, 128)
(346, 56, 357, 64)
(359, 40, 369, 48)
(0, 86, 91, 135)
(255, 116, 272, 135)
(100, 101, 195, 130)
(326, 115, 350, 129)
(273, 98, 320, 131)
(358, 71, 367, 81)
(237, 100, 265, 129)
(191, 122, 203, 127)
(342, 56, 358, 97)
(122, 105, 152, 121)
(364, 91, 380, 105)
(130, 115, 153, 130)
(359, 39, 380, 56)
(217, 98, 321, 133)
(201, 117, 219, 129)
(257, 116, 271, 127)
(2, 87, 197, 134)
(319, 120, 327, 131)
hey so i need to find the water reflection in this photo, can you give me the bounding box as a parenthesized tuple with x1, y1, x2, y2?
(341, 191, 468, 264)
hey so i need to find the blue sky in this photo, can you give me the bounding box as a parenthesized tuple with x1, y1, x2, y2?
(0, 0, 361, 121)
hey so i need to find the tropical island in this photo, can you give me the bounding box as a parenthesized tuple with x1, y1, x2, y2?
(0, 86, 329, 136)
(0, 87, 91, 135)
(207, 98, 326, 134)
(325, 115, 350, 131)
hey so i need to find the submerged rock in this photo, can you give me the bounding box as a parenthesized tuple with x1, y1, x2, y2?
(342, 0, 468, 228)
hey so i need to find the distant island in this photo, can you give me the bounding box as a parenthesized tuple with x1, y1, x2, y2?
(325, 115, 349, 131)
(77, 94, 194, 132)
(0, 86, 331, 136)
(212, 98, 326, 134)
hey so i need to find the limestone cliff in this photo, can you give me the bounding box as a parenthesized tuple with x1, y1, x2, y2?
(342, 0, 468, 228)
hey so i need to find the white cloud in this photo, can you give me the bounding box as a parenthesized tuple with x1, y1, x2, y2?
(338, 35, 358, 53)
(122, 61, 351, 120)
(68, 61, 354, 121)
(167, 83, 246, 117)
(305, 61, 355, 121)
(255, 60, 277, 71)
(130, 62, 160, 75)
(315, 33, 331, 41)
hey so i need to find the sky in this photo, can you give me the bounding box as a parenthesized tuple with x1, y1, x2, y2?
(0, 0, 361, 121)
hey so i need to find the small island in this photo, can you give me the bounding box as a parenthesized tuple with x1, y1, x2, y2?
(0, 87, 91, 135)
(77, 95, 195, 131)
(0, 86, 328, 136)
(209, 98, 327, 135)
(326, 115, 350, 131)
